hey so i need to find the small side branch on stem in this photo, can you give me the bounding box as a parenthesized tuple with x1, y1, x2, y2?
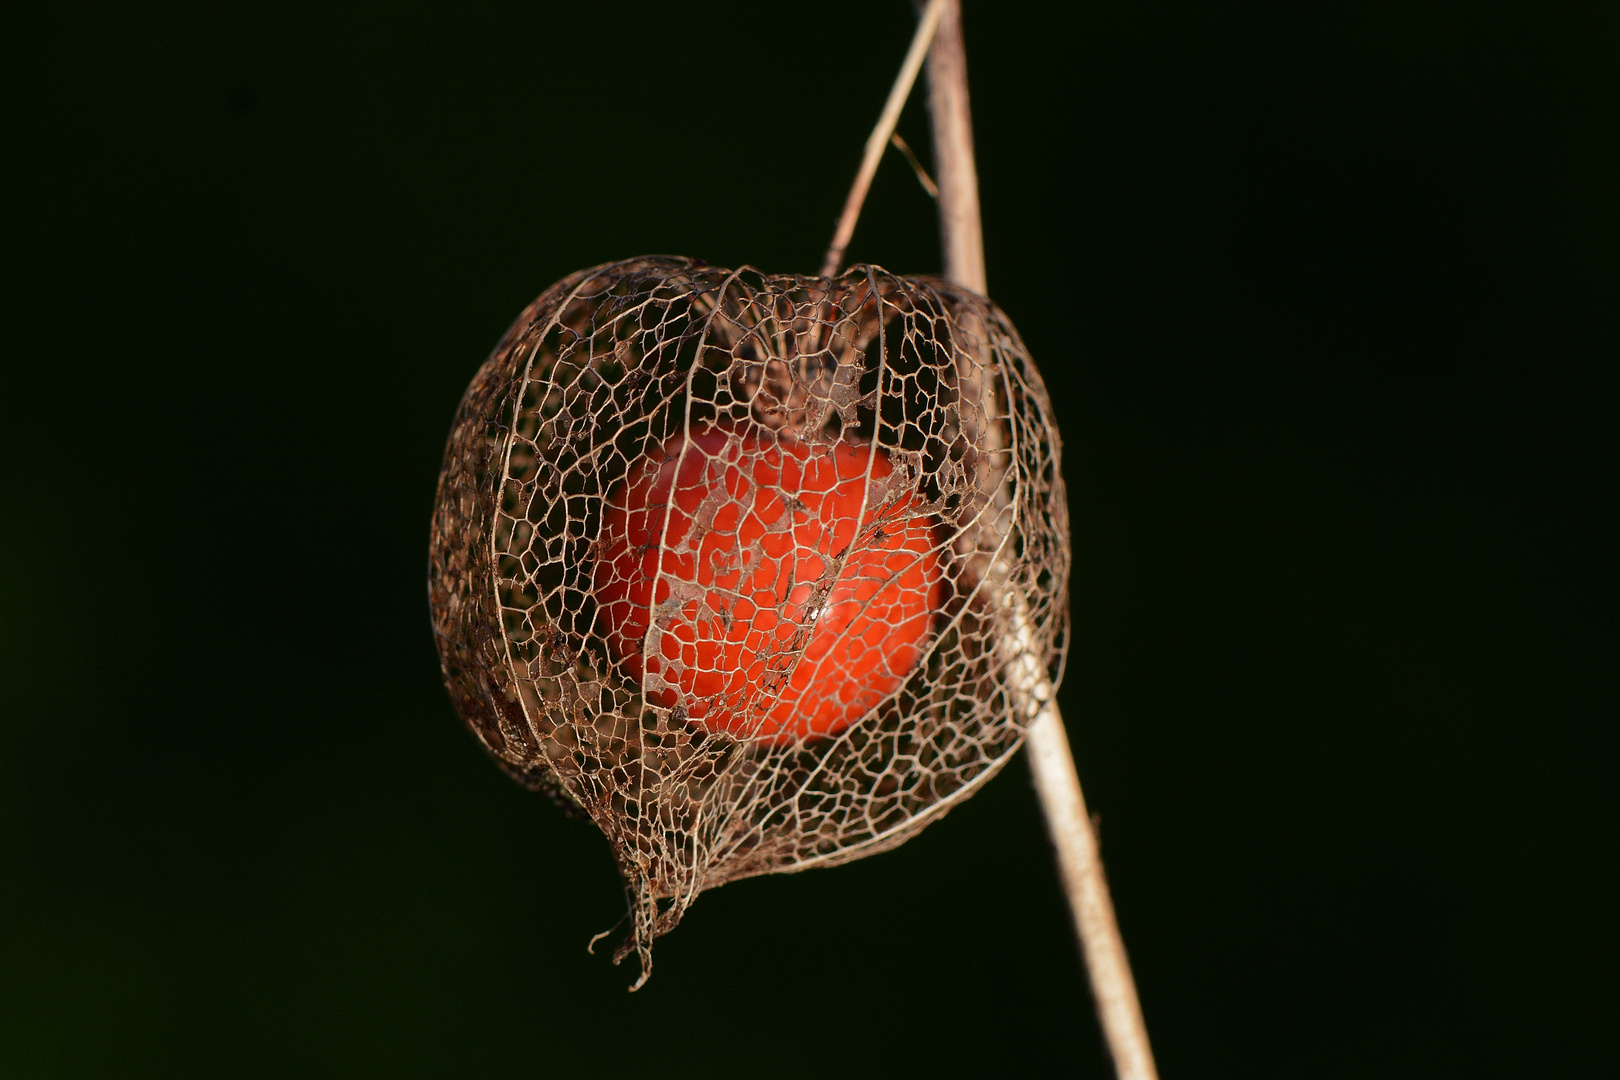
(819, 0, 946, 278)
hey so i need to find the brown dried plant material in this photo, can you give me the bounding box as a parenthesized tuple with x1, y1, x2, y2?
(428, 256, 1068, 987)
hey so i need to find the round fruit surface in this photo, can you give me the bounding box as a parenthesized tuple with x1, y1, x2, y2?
(593, 425, 943, 743)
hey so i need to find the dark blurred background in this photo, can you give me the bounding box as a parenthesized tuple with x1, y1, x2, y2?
(2, 3, 1615, 1076)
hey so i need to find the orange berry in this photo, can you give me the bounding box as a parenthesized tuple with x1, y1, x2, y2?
(593, 425, 943, 743)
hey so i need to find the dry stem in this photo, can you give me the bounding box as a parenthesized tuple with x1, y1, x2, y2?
(921, 3, 1159, 1077)
(1026, 701, 1158, 1080)
(920, 0, 985, 295)
(817, 4, 1158, 1072)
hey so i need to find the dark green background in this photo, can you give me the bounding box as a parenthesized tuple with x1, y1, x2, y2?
(3, 3, 1615, 1076)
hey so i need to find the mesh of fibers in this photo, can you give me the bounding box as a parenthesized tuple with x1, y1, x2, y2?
(428, 257, 1069, 987)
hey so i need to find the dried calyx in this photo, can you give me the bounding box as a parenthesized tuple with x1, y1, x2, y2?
(428, 256, 1068, 987)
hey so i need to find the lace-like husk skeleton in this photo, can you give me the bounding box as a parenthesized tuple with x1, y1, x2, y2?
(429, 257, 1068, 987)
